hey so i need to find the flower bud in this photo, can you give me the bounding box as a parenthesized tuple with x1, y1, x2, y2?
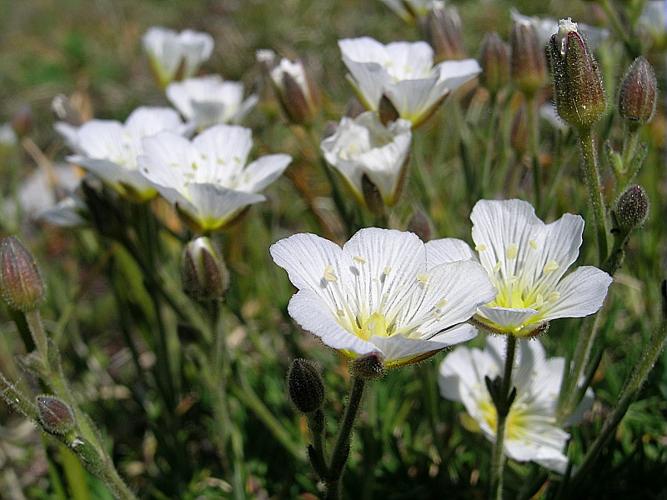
(619, 56, 657, 126)
(350, 352, 385, 380)
(11, 105, 32, 138)
(421, 3, 466, 62)
(361, 174, 386, 217)
(510, 19, 547, 95)
(407, 209, 433, 241)
(0, 237, 46, 312)
(37, 395, 75, 435)
(614, 185, 649, 233)
(479, 32, 510, 95)
(547, 19, 606, 130)
(259, 50, 320, 125)
(287, 359, 324, 413)
(181, 237, 229, 301)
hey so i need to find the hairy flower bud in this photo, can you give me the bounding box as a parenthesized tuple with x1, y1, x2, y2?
(181, 237, 229, 301)
(0, 237, 46, 312)
(422, 3, 466, 62)
(510, 104, 528, 155)
(350, 352, 385, 380)
(510, 20, 547, 95)
(479, 32, 510, 95)
(615, 185, 649, 233)
(547, 19, 606, 130)
(287, 359, 325, 413)
(259, 50, 320, 125)
(619, 56, 657, 126)
(37, 395, 75, 435)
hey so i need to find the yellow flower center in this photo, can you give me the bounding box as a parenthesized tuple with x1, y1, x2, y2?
(479, 398, 527, 441)
(352, 312, 394, 340)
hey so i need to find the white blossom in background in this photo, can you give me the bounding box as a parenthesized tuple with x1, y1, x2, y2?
(320, 111, 412, 207)
(338, 36, 481, 126)
(0, 123, 17, 148)
(539, 104, 568, 132)
(256, 49, 319, 124)
(142, 27, 214, 87)
(427, 199, 612, 337)
(439, 335, 593, 473)
(59, 107, 185, 201)
(167, 75, 258, 130)
(639, 1, 667, 42)
(139, 124, 291, 232)
(38, 196, 88, 228)
(270, 228, 496, 369)
(510, 9, 609, 49)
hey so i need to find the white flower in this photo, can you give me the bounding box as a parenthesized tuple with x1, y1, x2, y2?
(0, 123, 17, 148)
(320, 111, 412, 207)
(439, 335, 593, 473)
(428, 199, 612, 336)
(38, 196, 87, 228)
(142, 27, 214, 87)
(166, 75, 257, 130)
(510, 9, 609, 49)
(540, 103, 568, 132)
(139, 125, 291, 232)
(339, 36, 481, 126)
(639, 1, 667, 39)
(257, 49, 319, 124)
(60, 107, 185, 201)
(270, 228, 496, 368)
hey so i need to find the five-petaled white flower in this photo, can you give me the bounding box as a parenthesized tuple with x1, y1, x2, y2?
(338, 36, 481, 126)
(439, 335, 593, 473)
(270, 228, 496, 369)
(320, 111, 412, 207)
(167, 75, 258, 130)
(139, 124, 291, 232)
(428, 199, 612, 336)
(60, 107, 185, 201)
(142, 27, 214, 87)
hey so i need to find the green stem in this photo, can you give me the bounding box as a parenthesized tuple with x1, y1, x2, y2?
(490, 336, 517, 500)
(526, 94, 542, 215)
(24, 310, 48, 361)
(578, 127, 609, 264)
(569, 286, 667, 488)
(326, 376, 366, 500)
(307, 409, 327, 479)
(481, 94, 499, 198)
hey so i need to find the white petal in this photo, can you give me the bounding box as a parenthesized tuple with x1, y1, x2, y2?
(70, 156, 152, 193)
(288, 289, 376, 356)
(477, 305, 539, 330)
(435, 59, 482, 89)
(139, 132, 193, 190)
(54, 122, 80, 151)
(241, 154, 291, 192)
(125, 106, 183, 137)
(384, 41, 434, 79)
(425, 238, 475, 268)
(186, 183, 264, 228)
(75, 120, 126, 160)
(541, 266, 612, 321)
(385, 76, 443, 123)
(192, 124, 253, 167)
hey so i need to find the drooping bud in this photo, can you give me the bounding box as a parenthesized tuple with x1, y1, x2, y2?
(619, 56, 657, 126)
(547, 19, 606, 130)
(479, 32, 510, 95)
(378, 94, 400, 126)
(350, 352, 385, 380)
(11, 105, 33, 138)
(37, 395, 76, 435)
(421, 3, 466, 62)
(614, 185, 649, 233)
(407, 209, 433, 241)
(0, 237, 46, 312)
(287, 359, 325, 413)
(510, 104, 528, 155)
(181, 237, 229, 301)
(258, 50, 320, 125)
(510, 19, 547, 96)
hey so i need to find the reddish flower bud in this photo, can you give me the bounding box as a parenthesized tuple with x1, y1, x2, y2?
(547, 19, 606, 130)
(619, 56, 657, 125)
(11, 105, 33, 138)
(479, 32, 510, 95)
(350, 352, 385, 380)
(615, 184, 649, 233)
(181, 237, 229, 301)
(422, 3, 466, 62)
(0, 237, 45, 312)
(37, 395, 75, 435)
(510, 20, 547, 95)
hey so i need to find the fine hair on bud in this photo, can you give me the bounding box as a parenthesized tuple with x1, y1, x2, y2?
(615, 185, 649, 232)
(0, 236, 46, 312)
(37, 395, 76, 435)
(287, 358, 325, 413)
(350, 352, 385, 380)
(181, 237, 229, 302)
(619, 56, 657, 126)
